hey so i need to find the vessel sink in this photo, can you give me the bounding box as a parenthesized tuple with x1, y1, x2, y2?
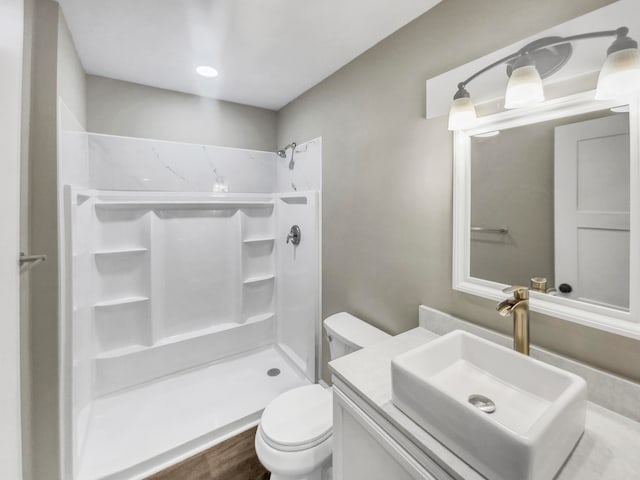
(391, 330, 587, 480)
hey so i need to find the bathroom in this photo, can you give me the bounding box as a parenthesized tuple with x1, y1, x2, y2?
(2, 0, 640, 479)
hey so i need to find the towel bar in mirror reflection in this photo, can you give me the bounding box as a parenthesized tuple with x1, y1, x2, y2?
(471, 226, 509, 234)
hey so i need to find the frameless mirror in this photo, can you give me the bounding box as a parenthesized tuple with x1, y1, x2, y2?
(453, 92, 640, 338)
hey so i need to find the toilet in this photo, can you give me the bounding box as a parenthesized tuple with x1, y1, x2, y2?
(255, 312, 391, 480)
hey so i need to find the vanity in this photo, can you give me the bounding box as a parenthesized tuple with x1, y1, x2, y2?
(329, 306, 640, 480)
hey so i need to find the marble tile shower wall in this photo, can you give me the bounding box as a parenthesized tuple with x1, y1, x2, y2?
(85, 134, 322, 193)
(87, 134, 275, 192)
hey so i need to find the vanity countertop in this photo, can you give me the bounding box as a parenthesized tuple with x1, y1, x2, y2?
(329, 327, 640, 480)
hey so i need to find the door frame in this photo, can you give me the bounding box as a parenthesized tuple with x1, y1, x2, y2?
(0, 0, 25, 478)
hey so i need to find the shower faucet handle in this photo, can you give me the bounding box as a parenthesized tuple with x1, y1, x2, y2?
(286, 225, 301, 245)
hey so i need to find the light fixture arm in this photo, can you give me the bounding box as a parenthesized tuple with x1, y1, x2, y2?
(455, 27, 630, 94)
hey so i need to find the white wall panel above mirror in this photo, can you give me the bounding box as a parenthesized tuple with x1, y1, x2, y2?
(425, 0, 640, 119)
(453, 92, 640, 340)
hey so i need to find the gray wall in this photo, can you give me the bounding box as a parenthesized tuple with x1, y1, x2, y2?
(19, 0, 35, 478)
(23, 2, 87, 479)
(275, 0, 640, 383)
(86, 75, 277, 151)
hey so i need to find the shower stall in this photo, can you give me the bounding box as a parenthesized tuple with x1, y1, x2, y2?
(58, 109, 322, 479)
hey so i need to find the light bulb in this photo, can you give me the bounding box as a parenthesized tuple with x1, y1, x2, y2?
(504, 65, 545, 109)
(448, 96, 477, 131)
(595, 48, 640, 100)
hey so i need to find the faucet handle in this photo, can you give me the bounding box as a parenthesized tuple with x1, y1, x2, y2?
(502, 285, 529, 299)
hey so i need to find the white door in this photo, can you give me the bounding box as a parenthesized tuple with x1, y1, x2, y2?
(555, 114, 630, 310)
(0, 0, 24, 478)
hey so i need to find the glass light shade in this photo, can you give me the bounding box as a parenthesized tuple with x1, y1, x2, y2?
(595, 48, 640, 100)
(504, 65, 545, 109)
(448, 96, 477, 131)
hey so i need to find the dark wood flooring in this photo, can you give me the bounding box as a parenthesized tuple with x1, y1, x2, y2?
(146, 427, 270, 480)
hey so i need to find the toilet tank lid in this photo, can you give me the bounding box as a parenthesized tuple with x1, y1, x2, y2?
(323, 312, 391, 348)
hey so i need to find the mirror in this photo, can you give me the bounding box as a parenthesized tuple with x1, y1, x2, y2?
(453, 92, 640, 338)
(470, 108, 630, 310)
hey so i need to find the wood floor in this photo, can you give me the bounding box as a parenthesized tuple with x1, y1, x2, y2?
(146, 427, 270, 480)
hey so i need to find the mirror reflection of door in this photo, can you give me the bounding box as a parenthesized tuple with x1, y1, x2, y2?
(554, 114, 630, 310)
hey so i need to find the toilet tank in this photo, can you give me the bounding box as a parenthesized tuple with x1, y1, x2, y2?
(323, 312, 391, 360)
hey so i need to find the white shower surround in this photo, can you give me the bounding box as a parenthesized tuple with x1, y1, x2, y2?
(58, 127, 322, 480)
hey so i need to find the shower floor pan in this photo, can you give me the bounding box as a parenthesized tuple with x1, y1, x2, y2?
(76, 346, 310, 480)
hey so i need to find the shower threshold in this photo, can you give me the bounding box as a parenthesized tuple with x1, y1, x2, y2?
(76, 346, 310, 480)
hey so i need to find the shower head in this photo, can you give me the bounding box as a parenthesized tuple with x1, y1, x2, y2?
(276, 142, 297, 170)
(276, 142, 296, 158)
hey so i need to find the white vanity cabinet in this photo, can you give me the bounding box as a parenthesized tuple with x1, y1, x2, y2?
(330, 326, 640, 480)
(332, 382, 439, 480)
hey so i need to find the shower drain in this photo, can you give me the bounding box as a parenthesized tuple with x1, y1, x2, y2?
(267, 368, 281, 377)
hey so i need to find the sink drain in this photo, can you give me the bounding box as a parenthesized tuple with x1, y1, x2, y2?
(267, 368, 281, 377)
(468, 394, 496, 414)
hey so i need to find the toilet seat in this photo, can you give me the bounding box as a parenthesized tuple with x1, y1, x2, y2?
(260, 384, 333, 452)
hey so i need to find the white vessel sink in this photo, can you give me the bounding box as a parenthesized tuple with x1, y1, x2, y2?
(391, 330, 587, 480)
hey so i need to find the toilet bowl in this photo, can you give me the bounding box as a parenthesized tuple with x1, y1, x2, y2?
(255, 384, 333, 480)
(255, 312, 390, 480)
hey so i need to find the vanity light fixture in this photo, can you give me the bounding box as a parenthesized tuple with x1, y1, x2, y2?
(196, 65, 219, 78)
(448, 26, 640, 130)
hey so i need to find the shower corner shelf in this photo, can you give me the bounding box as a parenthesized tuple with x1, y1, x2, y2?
(243, 274, 275, 285)
(242, 236, 275, 244)
(278, 191, 312, 198)
(93, 248, 149, 256)
(95, 343, 148, 360)
(93, 296, 150, 308)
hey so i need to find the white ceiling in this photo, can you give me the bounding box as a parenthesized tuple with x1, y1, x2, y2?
(56, 0, 441, 110)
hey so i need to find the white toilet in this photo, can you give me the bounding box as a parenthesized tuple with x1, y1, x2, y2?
(255, 312, 391, 480)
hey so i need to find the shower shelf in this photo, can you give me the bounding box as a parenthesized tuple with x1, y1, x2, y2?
(94, 313, 275, 360)
(243, 274, 275, 285)
(246, 312, 275, 323)
(94, 200, 274, 210)
(95, 344, 148, 359)
(94, 296, 150, 308)
(157, 313, 275, 346)
(242, 237, 275, 244)
(94, 248, 148, 256)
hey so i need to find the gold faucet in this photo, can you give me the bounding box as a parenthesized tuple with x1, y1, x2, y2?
(496, 286, 530, 355)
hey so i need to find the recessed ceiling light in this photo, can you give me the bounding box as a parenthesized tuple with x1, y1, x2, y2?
(196, 65, 219, 78)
